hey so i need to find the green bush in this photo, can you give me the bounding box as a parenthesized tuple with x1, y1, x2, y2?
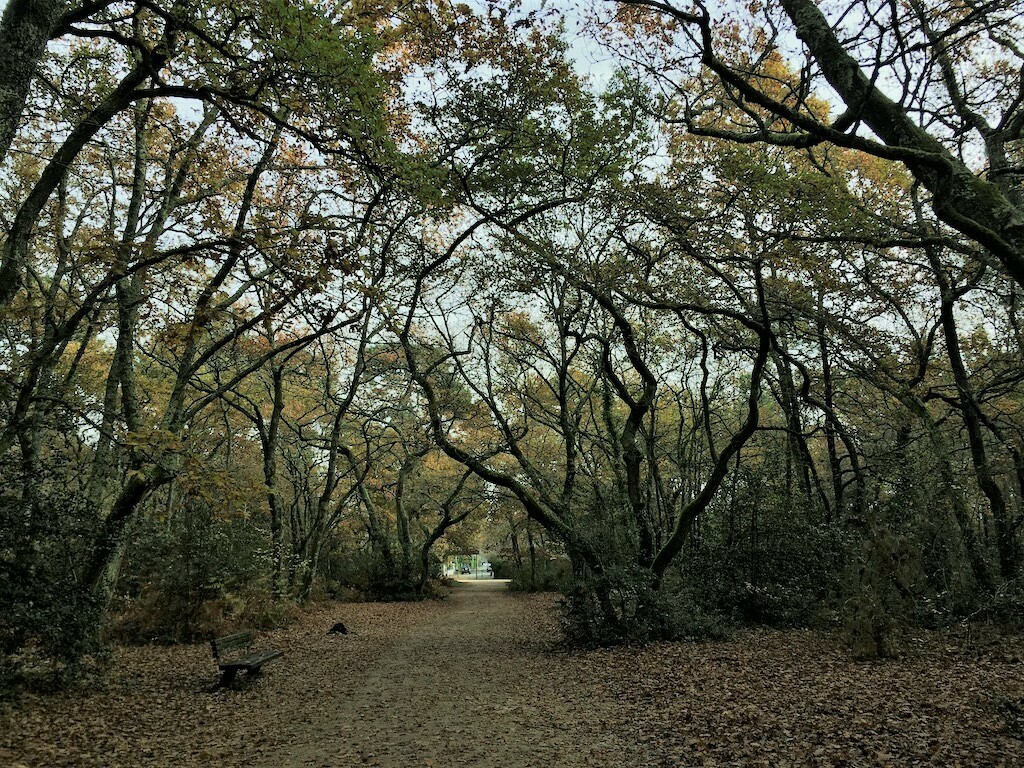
(676, 522, 854, 628)
(558, 571, 729, 646)
(0, 481, 105, 696)
(505, 556, 572, 592)
(110, 498, 274, 643)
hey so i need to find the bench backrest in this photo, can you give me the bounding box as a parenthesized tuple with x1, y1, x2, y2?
(211, 631, 254, 660)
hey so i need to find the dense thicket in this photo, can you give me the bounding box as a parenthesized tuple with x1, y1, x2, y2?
(1, 0, 1022, 690)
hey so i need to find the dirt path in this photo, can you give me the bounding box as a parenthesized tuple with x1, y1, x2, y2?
(253, 580, 640, 767)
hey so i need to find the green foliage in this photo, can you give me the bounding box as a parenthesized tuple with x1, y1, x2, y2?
(0, 471, 105, 696)
(558, 571, 729, 647)
(679, 522, 855, 628)
(110, 497, 274, 643)
(320, 545, 425, 602)
(503, 556, 572, 592)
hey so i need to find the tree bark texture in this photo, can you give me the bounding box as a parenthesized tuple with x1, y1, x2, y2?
(0, 0, 66, 160)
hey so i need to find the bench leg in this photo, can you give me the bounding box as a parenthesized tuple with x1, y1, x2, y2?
(219, 668, 238, 687)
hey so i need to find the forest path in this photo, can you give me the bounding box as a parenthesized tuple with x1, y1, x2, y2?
(254, 580, 640, 768)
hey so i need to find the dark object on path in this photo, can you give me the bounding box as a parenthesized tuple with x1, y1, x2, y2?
(327, 621, 348, 635)
(210, 630, 283, 687)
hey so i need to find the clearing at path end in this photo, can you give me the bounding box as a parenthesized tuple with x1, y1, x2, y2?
(255, 580, 640, 767)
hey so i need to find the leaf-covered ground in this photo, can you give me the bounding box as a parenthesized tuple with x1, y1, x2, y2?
(2, 581, 1022, 767)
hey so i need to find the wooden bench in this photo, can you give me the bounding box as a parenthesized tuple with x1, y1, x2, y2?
(210, 631, 283, 686)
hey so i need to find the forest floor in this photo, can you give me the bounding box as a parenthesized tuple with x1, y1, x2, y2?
(3, 580, 1024, 767)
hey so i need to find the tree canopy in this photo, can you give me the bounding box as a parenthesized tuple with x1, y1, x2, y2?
(2, 0, 1024, 686)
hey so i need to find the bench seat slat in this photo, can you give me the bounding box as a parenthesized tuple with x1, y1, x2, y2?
(210, 631, 282, 686)
(218, 650, 283, 671)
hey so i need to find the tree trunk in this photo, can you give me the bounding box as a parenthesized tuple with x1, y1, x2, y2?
(526, 520, 537, 587)
(930, 257, 1018, 579)
(817, 307, 844, 520)
(395, 453, 423, 583)
(902, 397, 996, 594)
(0, 0, 66, 160)
(262, 365, 286, 596)
(773, 345, 814, 507)
(509, 518, 523, 573)
(84, 470, 163, 599)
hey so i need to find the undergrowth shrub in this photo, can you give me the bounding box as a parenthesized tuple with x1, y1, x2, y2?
(107, 587, 302, 644)
(109, 499, 277, 642)
(842, 525, 924, 659)
(0, 481, 106, 696)
(506, 556, 572, 592)
(677, 523, 853, 628)
(321, 547, 442, 602)
(558, 573, 729, 647)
